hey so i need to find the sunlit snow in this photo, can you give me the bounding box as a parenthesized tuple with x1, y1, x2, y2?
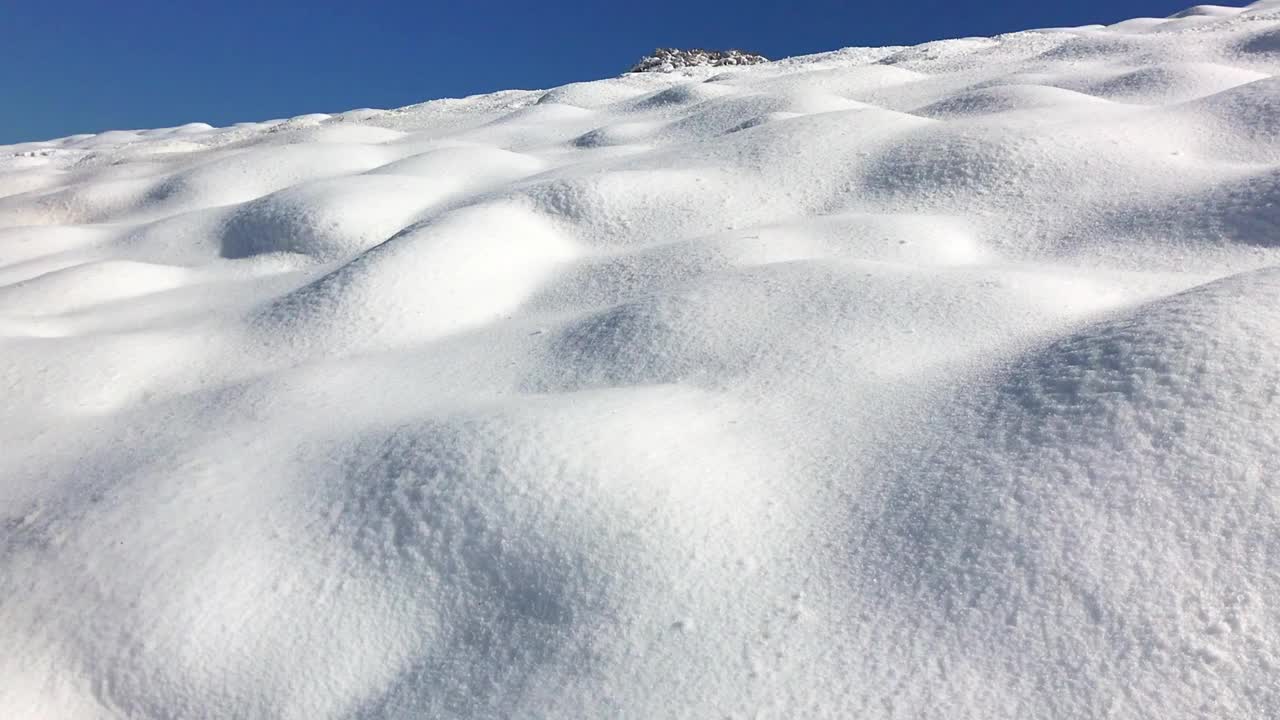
(3, 3, 1280, 718)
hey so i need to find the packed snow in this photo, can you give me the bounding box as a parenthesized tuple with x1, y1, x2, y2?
(3, 3, 1280, 718)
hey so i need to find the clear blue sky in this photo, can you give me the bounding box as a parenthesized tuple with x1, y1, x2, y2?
(1, 0, 1223, 144)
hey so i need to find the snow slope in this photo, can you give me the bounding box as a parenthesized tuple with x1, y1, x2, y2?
(3, 3, 1280, 718)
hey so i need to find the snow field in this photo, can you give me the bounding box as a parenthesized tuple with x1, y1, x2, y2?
(2, 3, 1280, 718)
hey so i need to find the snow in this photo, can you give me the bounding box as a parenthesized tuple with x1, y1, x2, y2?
(2, 3, 1280, 718)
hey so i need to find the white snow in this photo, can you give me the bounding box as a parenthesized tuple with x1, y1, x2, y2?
(3, 3, 1280, 718)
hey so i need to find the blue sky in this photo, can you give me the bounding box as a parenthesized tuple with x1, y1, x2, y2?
(1, 0, 1220, 144)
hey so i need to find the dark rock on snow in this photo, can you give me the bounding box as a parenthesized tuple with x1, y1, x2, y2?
(628, 48, 769, 73)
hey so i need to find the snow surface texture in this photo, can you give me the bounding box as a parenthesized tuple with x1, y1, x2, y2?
(3, 3, 1280, 718)
(628, 48, 769, 73)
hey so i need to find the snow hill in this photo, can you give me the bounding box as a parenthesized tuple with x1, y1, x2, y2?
(3, 3, 1280, 718)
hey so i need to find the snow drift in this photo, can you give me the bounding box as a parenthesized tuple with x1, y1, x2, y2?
(3, 3, 1280, 718)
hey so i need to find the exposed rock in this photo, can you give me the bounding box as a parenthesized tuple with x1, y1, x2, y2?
(627, 48, 769, 73)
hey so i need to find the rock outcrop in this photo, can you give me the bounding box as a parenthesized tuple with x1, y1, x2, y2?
(627, 47, 768, 73)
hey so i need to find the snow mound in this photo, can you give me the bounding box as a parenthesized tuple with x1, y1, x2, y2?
(2, 3, 1280, 718)
(867, 267, 1280, 717)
